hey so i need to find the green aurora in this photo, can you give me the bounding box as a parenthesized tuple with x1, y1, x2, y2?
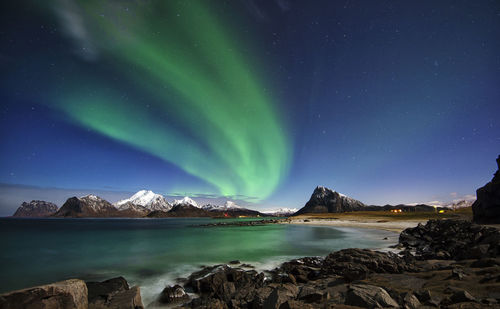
(50, 1, 290, 200)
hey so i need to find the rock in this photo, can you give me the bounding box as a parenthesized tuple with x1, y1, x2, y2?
(472, 155, 500, 224)
(240, 264, 254, 268)
(157, 285, 189, 304)
(398, 219, 500, 260)
(345, 284, 399, 308)
(322, 248, 414, 281)
(275, 256, 324, 283)
(262, 284, 299, 309)
(294, 186, 366, 215)
(187, 297, 228, 308)
(297, 286, 329, 303)
(12, 200, 58, 217)
(415, 289, 432, 303)
(228, 260, 240, 265)
(0, 279, 88, 309)
(86, 277, 144, 309)
(470, 258, 500, 268)
(185, 265, 264, 303)
(402, 292, 421, 309)
(280, 300, 315, 309)
(481, 298, 498, 305)
(449, 290, 476, 304)
(450, 268, 466, 280)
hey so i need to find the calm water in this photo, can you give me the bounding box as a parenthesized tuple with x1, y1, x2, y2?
(0, 218, 395, 304)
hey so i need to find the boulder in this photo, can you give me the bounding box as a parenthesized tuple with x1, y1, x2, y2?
(399, 219, 500, 260)
(449, 290, 476, 304)
(280, 300, 315, 309)
(345, 284, 399, 308)
(185, 265, 264, 304)
(297, 286, 329, 303)
(156, 284, 189, 304)
(187, 297, 228, 309)
(86, 277, 144, 309)
(402, 292, 421, 309)
(0, 279, 87, 309)
(322, 248, 414, 281)
(472, 155, 500, 224)
(275, 256, 324, 283)
(262, 284, 299, 309)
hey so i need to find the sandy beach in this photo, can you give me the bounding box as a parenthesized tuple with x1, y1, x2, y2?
(284, 208, 474, 233)
(285, 218, 424, 232)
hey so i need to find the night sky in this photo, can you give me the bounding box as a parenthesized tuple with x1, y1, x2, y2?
(1, 1, 499, 214)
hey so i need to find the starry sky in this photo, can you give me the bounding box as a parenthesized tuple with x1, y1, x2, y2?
(0, 0, 499, 214)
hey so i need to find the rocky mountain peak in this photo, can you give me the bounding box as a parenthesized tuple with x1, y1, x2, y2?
(55, 195, 118, 217)
(294, 186, 365, 215)
(173, 196, 199, 208)
(12, 200, 58, 217)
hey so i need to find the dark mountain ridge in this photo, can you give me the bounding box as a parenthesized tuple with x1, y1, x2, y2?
(13, 200, 58, 217)
(294, 186, 365, 215)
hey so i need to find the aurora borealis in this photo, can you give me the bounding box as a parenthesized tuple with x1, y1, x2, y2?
(1, 0, 500, 213)
(51, 1, 290, 200)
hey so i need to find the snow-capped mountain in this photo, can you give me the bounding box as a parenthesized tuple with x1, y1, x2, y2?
(202, 201, 242, 211)
(115, 190, 172, 212)
(262, 208, 299, 216)
(172, 196, 199, 208)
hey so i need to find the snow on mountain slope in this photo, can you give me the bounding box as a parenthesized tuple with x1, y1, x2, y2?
(172, 196, 199, 208)
(262, 208, 298, 216)
(115, 190, 172, 211)
(202, 201, 242, 211)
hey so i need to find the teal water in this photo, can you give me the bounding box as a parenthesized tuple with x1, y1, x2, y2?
(0, 218, 396, 304)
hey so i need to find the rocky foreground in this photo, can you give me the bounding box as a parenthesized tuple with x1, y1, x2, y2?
(2, 219, 498, 309)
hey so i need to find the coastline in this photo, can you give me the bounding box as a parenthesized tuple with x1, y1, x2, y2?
(285, 217, 424, 233)
(1, 218, 499, 308)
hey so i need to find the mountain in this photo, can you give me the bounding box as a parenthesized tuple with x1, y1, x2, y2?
(172, 196, 199, 208)
(446, 199, 475, 209)
(202, 201, 268, 217)
(202, 201, 242, 212)
(54, 195, 120, 217)
(115, 190, 172, 212)
(371, 204, 442, 212)
(116, 202, 150, 217)
(12, 200, 58, 217)
(473, 155, 500, 224)
(148, 204, 211, 218)
(146, 196, 208, 217)
(262, 208, 299, 217)
(294, 186, 365, 215)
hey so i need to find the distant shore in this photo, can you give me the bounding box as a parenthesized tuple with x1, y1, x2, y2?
(285, 218, 423, 232)
(285, 208, 474, 232)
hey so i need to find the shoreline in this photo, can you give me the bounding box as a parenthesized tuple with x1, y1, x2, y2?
(284, 217, 425, 233)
